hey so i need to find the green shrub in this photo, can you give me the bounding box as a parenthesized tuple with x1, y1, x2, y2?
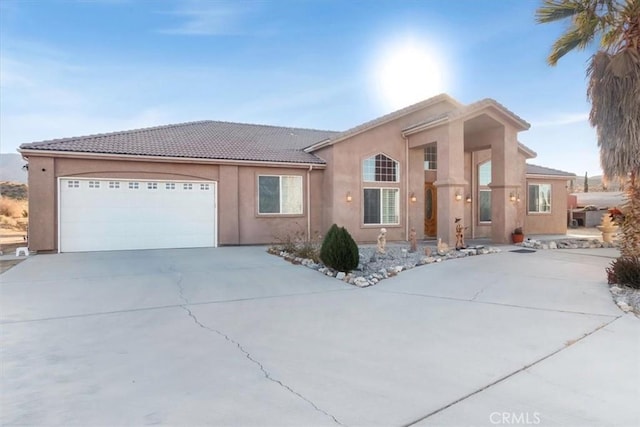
(320, 224, 359, 272)
(606, 257, 640, 289)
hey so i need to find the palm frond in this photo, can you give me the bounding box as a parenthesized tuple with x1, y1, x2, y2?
(535, 0, 585, 23)
(548, 26, 596, 64)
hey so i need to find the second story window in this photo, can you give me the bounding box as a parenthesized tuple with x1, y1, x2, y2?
(363, 154, 398, 182)
(424, 145, 437, 170)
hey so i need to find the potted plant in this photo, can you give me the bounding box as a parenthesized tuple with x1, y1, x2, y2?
(512, 227, 525, 244)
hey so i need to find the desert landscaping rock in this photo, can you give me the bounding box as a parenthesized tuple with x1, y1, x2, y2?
(274, 243, 502, 287)
(610, 285, 640, 315)
(520, 238, 616, 250)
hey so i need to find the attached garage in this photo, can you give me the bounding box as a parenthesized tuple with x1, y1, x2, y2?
(59, 178, 217, 252)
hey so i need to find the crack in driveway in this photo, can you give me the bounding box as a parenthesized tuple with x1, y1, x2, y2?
(399, 316, 622, 427)
(170, 270, 345, 426)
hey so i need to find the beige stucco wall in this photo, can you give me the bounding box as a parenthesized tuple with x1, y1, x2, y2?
(24, 154, 324, 251)
(524, 177, 570, 235)
(314, 100, 459, 243)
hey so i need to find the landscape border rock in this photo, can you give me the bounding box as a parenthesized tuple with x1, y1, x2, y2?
(268, 244, 501, 288)
(518, 238, 617, 250)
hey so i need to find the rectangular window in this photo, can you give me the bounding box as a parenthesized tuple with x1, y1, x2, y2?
(200, 183, 210, 191)
(67, 180, 80, 188)
(528, 184, 552, 213)
(258, 175, 302, 214)
(183, 183, 193, 190)
(479, 190, 492, 222)
(88, 181, 100, 189)
(128, 182, 139, 190)
(108, 181, 120, 189)
(147, 182, 158, 190)
(424, 145, 437, 170)
(363, 188, 399, 225)
(165, 183, 175, 190)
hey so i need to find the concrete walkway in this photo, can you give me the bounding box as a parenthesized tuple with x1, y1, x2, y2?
(1, 246, 638, 426)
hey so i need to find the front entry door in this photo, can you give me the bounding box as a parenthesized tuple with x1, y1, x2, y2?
(424, 183, 437, 237)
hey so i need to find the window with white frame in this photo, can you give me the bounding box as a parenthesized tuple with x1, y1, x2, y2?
(424, 145, 437, 170)
(258, 175, 303, 214)
(363, 154, 398, 182)
(478, 161, 491, 222)
(528, 183, 552, 213)
(363, 188, 399, 225)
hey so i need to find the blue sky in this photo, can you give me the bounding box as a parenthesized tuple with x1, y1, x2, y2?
(1, 0, 602, 175)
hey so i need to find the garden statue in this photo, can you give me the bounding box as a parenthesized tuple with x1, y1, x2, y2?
(377, 228, 387, 254)
(455, 217, 467, 250)
(408, 228, 417, 252)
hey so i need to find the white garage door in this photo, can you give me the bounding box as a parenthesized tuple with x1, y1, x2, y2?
(59, 178, 217, 252)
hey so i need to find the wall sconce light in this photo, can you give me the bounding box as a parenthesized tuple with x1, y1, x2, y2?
(465, 195, 472, 203)
(346, 192, 352, 203)
(509, 191, 520, 202)
(410, 192, 417, 203)
(455, 193, 462, 201)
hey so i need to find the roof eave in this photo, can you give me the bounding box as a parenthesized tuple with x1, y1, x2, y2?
(526, 173, 576, 179)
(306, 93, 459, 152)
(18, 149, 327, 169)
(401, 117, 449, 137)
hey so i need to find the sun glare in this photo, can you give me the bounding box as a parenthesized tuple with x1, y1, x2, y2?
(374, 39, 448, 110)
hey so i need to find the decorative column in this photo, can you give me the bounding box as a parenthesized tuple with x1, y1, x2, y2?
(490, 126, 520, 243)
(435, 120, 466, 247)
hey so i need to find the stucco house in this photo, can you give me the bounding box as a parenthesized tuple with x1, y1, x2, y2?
(19, 94, 575, 253)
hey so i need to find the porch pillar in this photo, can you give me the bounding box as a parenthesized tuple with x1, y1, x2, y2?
(435, 120, 466, 247)
(490, 126, 520, 243)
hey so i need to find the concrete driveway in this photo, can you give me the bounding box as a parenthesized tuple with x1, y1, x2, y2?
(1, 246, 638, 426)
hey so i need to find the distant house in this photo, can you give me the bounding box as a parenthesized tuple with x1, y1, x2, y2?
(19, 94, 575, 253)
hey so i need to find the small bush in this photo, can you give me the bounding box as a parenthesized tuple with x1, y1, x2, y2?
(320, 224, 359, 272)
(606, 257, 640, 289)
(270, 223, 320, 262)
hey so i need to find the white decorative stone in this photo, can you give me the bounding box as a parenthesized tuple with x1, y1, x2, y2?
(353, 277, 369, 287)
(336, 272, 346, 280)
(617, 301, 631, 312)
(549, 241, 557, 249)
(393, 266, 403, 273)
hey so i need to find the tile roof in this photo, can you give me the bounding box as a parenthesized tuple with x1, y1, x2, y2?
(19, 120, 339, 165)
(526, 163, 576, 177)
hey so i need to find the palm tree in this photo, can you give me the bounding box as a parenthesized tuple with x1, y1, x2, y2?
(536, 0, 640, 258)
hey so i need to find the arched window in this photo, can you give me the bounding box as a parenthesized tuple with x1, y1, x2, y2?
(362, 154, 398, 182)
(478, 161, 491, 222)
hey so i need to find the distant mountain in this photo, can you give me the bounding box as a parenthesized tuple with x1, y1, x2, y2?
(0, 153, 27, 184)
(570, 175, 623, 192)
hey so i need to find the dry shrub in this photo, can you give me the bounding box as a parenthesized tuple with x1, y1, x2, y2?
(607, 257, 640, 289)
(0, 197, 26, 218)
